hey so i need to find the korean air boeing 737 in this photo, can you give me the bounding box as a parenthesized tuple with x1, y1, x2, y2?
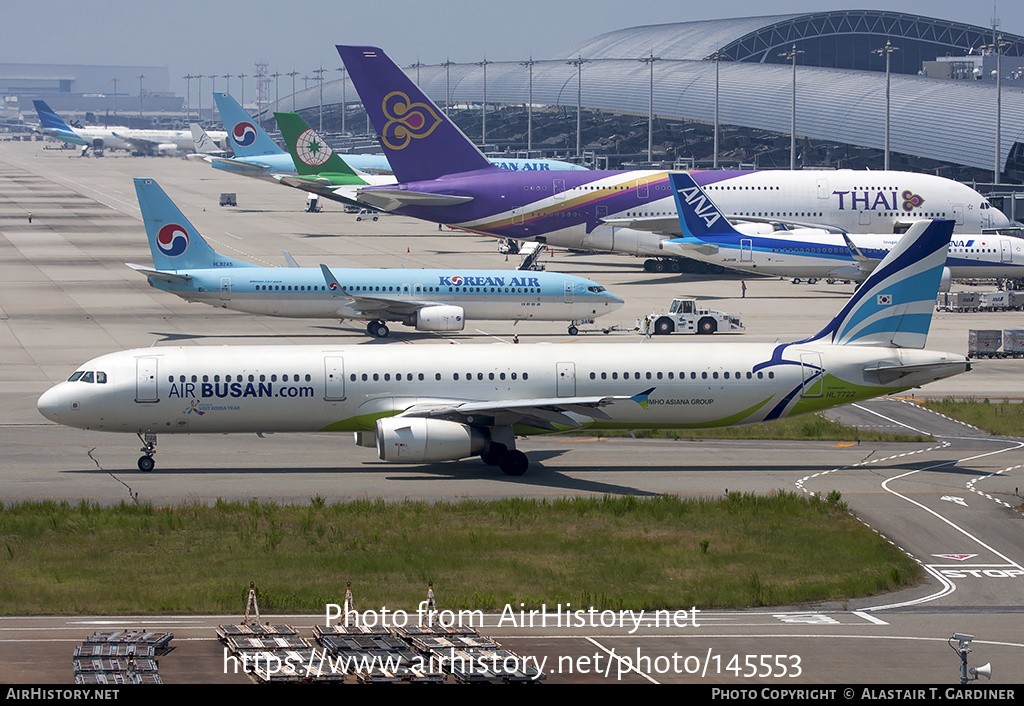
(127, 178, 622, 338)
(665, 173, 1024, 286)
(39, 218, 967, 475)
(336, 45, 1010, 272)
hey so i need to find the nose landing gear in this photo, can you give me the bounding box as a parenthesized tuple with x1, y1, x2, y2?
(137, 431, 156, 472)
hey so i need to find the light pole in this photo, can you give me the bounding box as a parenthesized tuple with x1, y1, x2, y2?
(183, 75, 194, 120)
(222, 73, 232, 97)
(707, 51, 728, 169)
(111, 77, 119, 116)
(872, 40, 899, 171)
(313, 67, 325, 132)
(639, 51, 660, 162)
(441, 60, 454, 113)
(520, 58, 536, 152)
(779, 44, 804, 170)
(336, 67, 348, 134)
(137, 74, 145, 118)
(982, 35, 1014, 184)
(238, 73, 247, 111)
(286, 71, 298, 111)
(567, 56, 588, 159)
(477, 58, 490, 145)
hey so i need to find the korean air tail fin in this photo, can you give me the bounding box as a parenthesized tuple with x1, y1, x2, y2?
(274, 112, 360, 178)
(668, 172, 741, 241)
(336, 45, 496, 182)
(133, 178, 256, 271)
(213, 92, 285, 157)
(802, 219, 953, 349)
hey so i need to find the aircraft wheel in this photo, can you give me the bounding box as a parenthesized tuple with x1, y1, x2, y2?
(654, 317, 674, 335)
(697, 317, 718, 335)
(643, 260, 657, 272)
(567, 326, 579, 336)
(792, 278, 801, 284)
(499, 450, 529, 476)
(374, 323, 390, 338)
(808, 278, 818, 285)
(652, 260, 666, 273)
(481, 443, 507, 467)
(669, 260, 683, 273)
(138, 456, 155, 472)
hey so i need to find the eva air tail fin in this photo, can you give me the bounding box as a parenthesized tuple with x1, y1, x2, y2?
(274, 112, 362, 179)
(133, 178, 255, 271)
(802, 219, 953, 349)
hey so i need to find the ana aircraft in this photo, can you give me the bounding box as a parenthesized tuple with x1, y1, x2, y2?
(200, 92, 587, 181)
(336, 45, 1011, 272)
(127, 178, 622, 338)
(32, 100, 225, 156)
(39, 218, 967, 475)
(666, 173, 1024, 285)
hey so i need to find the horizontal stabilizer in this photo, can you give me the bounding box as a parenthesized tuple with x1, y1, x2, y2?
(125, 263, 192, 282)
(357, 188, 473, 212)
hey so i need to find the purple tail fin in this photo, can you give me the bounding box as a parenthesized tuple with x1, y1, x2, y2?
(336, 45, 496, 183)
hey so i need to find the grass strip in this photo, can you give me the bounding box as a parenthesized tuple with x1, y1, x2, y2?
(921, 398, 1024, 437)
(0, 492, 919, 615)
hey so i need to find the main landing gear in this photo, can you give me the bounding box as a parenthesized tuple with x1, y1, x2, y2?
(137, 431, 156, 472)
(367, 320, 390, 338)
(478, 427, 529, 475)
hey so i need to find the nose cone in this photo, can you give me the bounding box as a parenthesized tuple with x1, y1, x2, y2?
(37, 386, 61, 423)
(606, 292, 625, 311)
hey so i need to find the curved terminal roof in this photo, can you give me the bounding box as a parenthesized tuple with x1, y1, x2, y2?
(274, 11, 1024, 174)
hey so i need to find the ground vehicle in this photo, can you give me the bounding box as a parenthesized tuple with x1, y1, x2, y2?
(355, 209, 378, 222)
(638, 297, 744, 335)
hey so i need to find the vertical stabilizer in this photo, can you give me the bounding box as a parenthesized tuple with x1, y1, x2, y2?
(669, 172, 743, 240)
(802, 219, 952, 349)
(213, 93, 285, 158)
(274, 112, 361, 178)
(336, 45, 495, 182)
(133, 178, 255, 271)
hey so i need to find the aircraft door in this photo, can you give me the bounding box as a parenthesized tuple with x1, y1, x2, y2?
(952, 204, 965, 226)
(1001, 239, 1013, 263)
(220, 277, 231, 301)
(636, 178, 649, 200)
(740, 239, 753, 262)
(799, 353, 823, 398)
(135, 357, 159, 403)
(564, 280, 575, 303)
(553, 179, 566, 200)
(556, 362, 576, 397)
(859, 209, 871, 226)
(816, 179, 829, 199)
(324, 356, 345, 401)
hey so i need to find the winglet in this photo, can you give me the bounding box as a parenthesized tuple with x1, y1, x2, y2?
(320, 264, 348, 297)
(631, 387, 656, 410)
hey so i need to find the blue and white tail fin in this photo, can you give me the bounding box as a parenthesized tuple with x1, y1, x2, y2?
(32, 100, 86, 144)
(802, 219, 953, 349)
(668, 172, 741, 241)
(213, 92, 285, 158)
(134, 178, 255, 271)
(336, 45, 497, 183)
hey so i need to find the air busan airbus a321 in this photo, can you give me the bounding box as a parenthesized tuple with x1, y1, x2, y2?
(39, 218, 968, 475)
(336, 45, 1010, 272)
(127, 178, 622, 337)
(665, 173, 1024, 286)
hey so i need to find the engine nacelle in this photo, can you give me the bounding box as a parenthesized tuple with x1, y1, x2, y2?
(375, 417, 487, 463)
(157, 143, 178, 155)
(940, 266, 951, 293)
(415, 305, 465, 332)
(580, 227, 664, 256)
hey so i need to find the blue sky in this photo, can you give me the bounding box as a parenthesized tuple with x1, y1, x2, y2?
(4, 0, 1022, 94)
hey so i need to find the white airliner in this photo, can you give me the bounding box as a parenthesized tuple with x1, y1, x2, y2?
(336, 44, 1011, 274)
(664, 173, 1024, 286)
(38, 219, 969, 475)
(128, 178, 622, 337)
(33, 100, 226, 156)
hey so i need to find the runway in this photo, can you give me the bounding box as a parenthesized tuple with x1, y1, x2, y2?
(2, 139, 1023, 685)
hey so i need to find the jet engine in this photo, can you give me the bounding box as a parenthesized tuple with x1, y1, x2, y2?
(375, 417, 487, 463)
(580, 226, 664, 257)
(415, 305, 465, 332)
(940, 266, 951, 293)
(157, 143, 179, 155)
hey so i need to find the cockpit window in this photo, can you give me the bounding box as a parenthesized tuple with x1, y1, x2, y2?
(96, 372, 107, 384)
(81, 372, 94, 383)
(67, 371, 84, 382)
(587, 286, 605, 293)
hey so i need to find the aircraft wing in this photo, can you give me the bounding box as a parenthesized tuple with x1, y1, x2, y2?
(660, 236, 720, 257)
(356, 188, 473, 212)
(599, 215, 683, 236)
(203, 156, 272, 173)
(397, 388, 655, 431)
(319, 264, 443, 317)
(125, 263, 192, 283)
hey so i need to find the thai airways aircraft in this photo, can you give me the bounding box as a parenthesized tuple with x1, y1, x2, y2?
(200, 92, 587, 180)
(336, 45, 1011, 272)
(32, 100, 226, 156)
(665, 173, 1024, 285)
(127, 178, 622, 338)
(39, 218, 968, 475)
(273, 111, 394, 203)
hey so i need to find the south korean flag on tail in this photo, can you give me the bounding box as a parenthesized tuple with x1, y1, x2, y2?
(877, 294, 892, 306)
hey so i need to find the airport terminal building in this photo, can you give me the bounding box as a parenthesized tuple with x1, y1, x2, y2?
(271, 10, 1024, 186)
